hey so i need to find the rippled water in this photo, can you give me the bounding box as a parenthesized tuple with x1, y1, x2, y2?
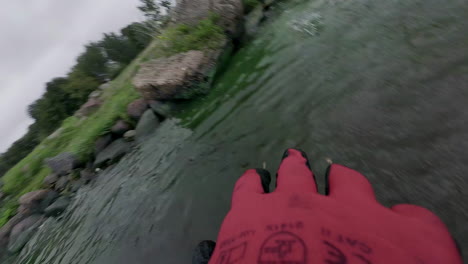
(15, 0, 468, 263)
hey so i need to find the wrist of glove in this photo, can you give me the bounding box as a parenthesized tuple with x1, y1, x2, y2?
(193, 149, 462, 264)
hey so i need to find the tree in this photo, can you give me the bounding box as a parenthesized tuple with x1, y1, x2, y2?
(63, 69, 100, 102)
(161, 0, 172, 11)
(0, 124, 40, 177)
(75, 42, 108, 82)
(138, 0, 162, 21)
(27, 78, 77, 139)
(100, 33, 140, 65)
(121, 22, 154, 49)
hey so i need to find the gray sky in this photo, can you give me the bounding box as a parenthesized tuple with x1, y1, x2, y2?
(0, 0, 143, 153)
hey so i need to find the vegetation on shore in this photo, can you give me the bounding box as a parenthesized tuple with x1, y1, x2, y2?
(0, 8, 227, 227)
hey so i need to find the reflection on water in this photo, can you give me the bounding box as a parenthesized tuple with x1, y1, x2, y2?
(16, 0, 468, 263)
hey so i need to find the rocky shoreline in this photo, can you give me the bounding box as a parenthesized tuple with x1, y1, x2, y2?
(0, 0, 275, 259)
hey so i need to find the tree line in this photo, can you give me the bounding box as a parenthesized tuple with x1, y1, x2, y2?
(0, 0, 171, 177)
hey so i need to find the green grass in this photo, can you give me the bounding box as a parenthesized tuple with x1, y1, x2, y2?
(157, 14, 225, 55)
(0, 16, 229, 228)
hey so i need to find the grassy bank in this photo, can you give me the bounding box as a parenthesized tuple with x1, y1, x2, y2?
(0, 16, 226, 227)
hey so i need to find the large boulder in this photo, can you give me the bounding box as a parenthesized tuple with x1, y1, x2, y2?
(18, 189, 58, 211)
(135, 110, 160, 139)
(133, 51, 219, 101)
(19, 190, 58, 214)
(111, 120, 132, 136)
(7, 215, 45, 253)
(172, 0, 244, 37)
(94, 139, 131, 168)
(45, 152, 81, 176)
(75, 97, 103, 117)
(44, 196, 71, 217)
(127, 99, 148, 120)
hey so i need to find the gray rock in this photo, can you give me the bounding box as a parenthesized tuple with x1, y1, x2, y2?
(149, 100, 172, 119)
(245, 5, 265, 36)
(69, 180, 83, 193)
(127, 99, 148, 120)
(54, 177, 69, 192)
(0, 210, 36, 257)
(75, 97, 103, 117)
(44, 196, 71, 217)
(45, 152, 81, 176)
(19, 190, 58, 211)
(43, 173, 59, 187)
(135, 110, 160, 139)
(88, 90, 102, 99)
(17, 191, 54, 216)
(7, 215, 45, 253)
(8, 215, 42, 244)
(94, 139, 131, 168)
(133, 51, 219, 100)
(123, 130, 136, 142)
(80, 169, 96, 184)
(173, 0, 244, 37)
(46, 127, 64, 140)
(111, 120, 132, 136)
(94, 134, 113, 155)
(99, 82, 111, 90)
(0, 192, 4, 200)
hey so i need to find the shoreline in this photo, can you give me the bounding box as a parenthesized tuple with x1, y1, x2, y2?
(0, 0, 274, 260)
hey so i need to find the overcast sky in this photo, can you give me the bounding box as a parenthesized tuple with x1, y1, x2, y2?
(0, 0, 144, 153)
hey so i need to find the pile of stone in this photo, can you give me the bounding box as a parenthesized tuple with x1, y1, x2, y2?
(0, 0, 277, 258)
(0, 99, 171, 256)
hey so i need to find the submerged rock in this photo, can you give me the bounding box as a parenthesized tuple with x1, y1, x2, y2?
(133, 51, 219, 100)
(43, 173, 59, 187)
(94, 139, 131, 168)
(245, 5, 265, 36)
(149, 100, 172, 119)
(80, 169, 96, 184)
(94, 134, 113, 155)
(7, 215, 45, 253)
(54, 177, 69, 192)
(111, 120, 132, 136)
(45, 153, 81, 176)
(19, 190, 58, 213)
(127, 99, 148, 120)
(173, 0, 244, 37)
(135, 110, 160, 139)
(44, 196, 71, 217)
(123, 130, 136, 142)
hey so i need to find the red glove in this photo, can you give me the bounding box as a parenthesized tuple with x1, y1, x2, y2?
(193, 149, 462, 264)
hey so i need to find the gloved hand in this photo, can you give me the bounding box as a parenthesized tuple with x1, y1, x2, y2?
(193, 149, 462, 264)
